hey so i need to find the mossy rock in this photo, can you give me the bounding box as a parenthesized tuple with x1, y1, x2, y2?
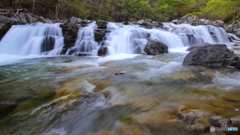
(165, 72, 196, 80)
(0, 24, 11, 40)
(123, 21, 129, 25)
(96, 20, 108, 29)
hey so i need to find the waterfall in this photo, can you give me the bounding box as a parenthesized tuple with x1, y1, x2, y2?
(104, 23, 149, 55)
(0, 23, 64, 56)
(163, 23, 230, 46)
(66, 22, 98, 56)
(104, 23, 188, 55)
(0, 21, 232, 56)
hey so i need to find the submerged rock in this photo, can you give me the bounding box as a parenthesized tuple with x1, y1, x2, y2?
(144, 39, 168, 55)
(41, 35, 55, 52)
(175, 109, 203, 125)
(183, 43, 239, 69)
(98, 46, 108, 56)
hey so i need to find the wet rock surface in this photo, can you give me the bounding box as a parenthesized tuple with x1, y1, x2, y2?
(183, 43, 239, 69)
(225, 20, 240, 37)
(144, 39, 168, 55)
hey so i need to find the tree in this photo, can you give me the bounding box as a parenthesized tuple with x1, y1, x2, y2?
(189, 0, 240, 21)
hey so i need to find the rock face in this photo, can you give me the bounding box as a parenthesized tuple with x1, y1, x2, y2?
(225, 20, 240, 37)
(172, 15, 224, 27)
(94, 20, 110, 44)
(0, 14, 27, 40)
(94, 20, 110, 56)
(60, 23, 78, 50)
(183, 43, 239, 69)
(59, 17, 93, 54)
(41, 36, 55, 52)
(98, 46, 108, 56)
(144, 39, 168, 55)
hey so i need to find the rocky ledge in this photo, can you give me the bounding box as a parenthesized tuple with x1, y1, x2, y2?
(225, 20, 240, 37)
(131, 19, 163, 29)
(0, 9, 66, 40)
(183, 43, 240, 69)
(172, 15, 225, 27)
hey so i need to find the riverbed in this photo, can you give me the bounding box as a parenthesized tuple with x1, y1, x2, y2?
(0, 50, 240, 135)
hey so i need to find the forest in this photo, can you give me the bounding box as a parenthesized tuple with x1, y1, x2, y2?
(1, 0, 240, 22)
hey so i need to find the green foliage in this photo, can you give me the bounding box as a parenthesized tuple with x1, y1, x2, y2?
(1, 0, 240, 22)
(190, 0, 240, 21)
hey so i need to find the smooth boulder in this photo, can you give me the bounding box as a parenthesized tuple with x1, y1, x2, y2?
(144, 39, 168, 55)
(183, 43, 239, 69)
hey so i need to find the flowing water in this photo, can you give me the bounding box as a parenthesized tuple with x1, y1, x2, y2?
(0, 22, 240, 135)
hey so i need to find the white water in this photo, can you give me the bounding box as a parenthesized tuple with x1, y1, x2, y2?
(228, 33, 240, 41)
(163, 23, 230, 46)
(104, 23, 149, 55)
(0, 21, 232, 58)
(102, 22, 231, 55)
(66, 22, 98, 56)
(0, 23, 64, 56)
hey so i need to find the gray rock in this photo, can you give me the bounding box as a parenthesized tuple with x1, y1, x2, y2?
(98, 46, 108, 56)
(218, 119, 231, 127)
(186, 43, 211, 51)
(183, 43, 239, 68)
(45, 19, 53, 24)
(40, 16, 46, 22)
(225, 20, 240, 36)
(0, 15, 18, 24)
(0, 24, 4, 29)
(70, 16, 78, 25)
(94, 29, 110, 43)
(173, 15, 224, 27)
(17, 13, 27, 23)
(132, 19, 163, 29)
(175, 110, 203, 125)
(144, 39, 168, 55)
(77, 18, 83, 23)
(26, 13, 36, 23)
(209, 116, 222, 127)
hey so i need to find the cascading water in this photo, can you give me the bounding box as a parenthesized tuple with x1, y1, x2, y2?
(0, 21, 232, 57)
(66, 22, 98, 56)
(104, 23, 150, 55)
(101, 22, 231, 55)
(0, 23, 64, 56)
(163, 23, 230, 46)
(104, 23, 189, 55)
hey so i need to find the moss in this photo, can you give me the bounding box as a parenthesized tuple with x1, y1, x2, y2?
(123, 21, 129, 25)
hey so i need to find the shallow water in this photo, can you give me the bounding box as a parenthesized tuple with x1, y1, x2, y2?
(0, 50, 239, 135)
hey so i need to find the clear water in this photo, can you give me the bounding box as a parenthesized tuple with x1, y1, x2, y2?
(0, 52, 239, 134)
(0, 22, 239, 135)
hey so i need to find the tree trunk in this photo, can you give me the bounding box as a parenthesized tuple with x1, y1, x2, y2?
(10, 0, 16, 9)
(32, 0, 35, 13)
(55, 0, 60, 19)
